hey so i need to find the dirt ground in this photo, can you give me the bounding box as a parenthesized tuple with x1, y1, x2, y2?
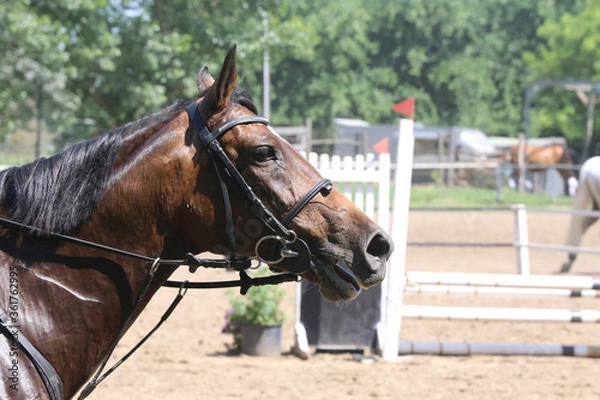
(89, 210, 600, 400)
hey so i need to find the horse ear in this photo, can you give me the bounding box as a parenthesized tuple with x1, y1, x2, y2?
(212, 44, 238, 109)
(199, 45, 237, 117)
(197, 66, 215, 93)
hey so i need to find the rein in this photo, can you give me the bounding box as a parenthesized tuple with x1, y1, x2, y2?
(0, 101, 334, 399)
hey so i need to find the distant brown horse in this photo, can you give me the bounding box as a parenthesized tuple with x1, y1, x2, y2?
(0, 46, 393, 399)
(509, 143, 576, 193)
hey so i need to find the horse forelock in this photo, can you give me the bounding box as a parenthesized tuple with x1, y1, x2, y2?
(230, 87, 258, 114)
(0, 99, 189, 235)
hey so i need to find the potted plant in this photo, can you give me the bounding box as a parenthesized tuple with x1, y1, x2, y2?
(222, 266, 286, 356)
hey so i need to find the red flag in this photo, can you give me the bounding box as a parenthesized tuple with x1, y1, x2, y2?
(392, 97, 415, 119)
(373, 137, 389, 154)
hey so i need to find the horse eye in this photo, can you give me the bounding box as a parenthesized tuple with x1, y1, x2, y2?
(253, 145, 277, 162)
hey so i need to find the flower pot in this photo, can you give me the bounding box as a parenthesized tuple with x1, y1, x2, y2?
(240, 323, 282, 356)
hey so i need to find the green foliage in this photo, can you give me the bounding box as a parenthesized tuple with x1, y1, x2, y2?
(522, 0, 600, 149)
(1, 1, 596, 154)
(0, 0, 77, 141)
(225, 266, 286, 327)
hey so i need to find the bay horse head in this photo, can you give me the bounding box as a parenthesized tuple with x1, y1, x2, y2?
(0, 46, 392, 399)
(182, 45, 393, 300)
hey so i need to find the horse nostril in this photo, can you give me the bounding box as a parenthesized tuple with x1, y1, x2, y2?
(367, 233, 393, 259)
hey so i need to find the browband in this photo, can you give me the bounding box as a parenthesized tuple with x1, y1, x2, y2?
(186, 103, 269, 147)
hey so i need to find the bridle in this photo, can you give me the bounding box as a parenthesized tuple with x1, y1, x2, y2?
(186, 101, 333, 274)
(0, 101, 334, 400)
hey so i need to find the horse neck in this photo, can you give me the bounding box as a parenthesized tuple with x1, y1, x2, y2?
(26, 116, 191, 397)
(87, 114, 193, 252)
(67, 114, 191, 316)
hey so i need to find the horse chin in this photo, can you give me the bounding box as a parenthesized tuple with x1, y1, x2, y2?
(301, 255, 362, 302)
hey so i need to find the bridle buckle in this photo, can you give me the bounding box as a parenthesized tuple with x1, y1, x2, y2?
(254, 235, 296, 265)
(253, 234, 312, 274)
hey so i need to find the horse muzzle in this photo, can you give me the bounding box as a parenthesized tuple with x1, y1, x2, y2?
(300, 229, 393, 302)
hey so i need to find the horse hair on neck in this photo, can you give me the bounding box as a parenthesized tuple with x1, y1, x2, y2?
(0, 99, 190, 235)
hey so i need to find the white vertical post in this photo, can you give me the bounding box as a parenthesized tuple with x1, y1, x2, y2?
(380, 119, 414, 361)
(365, 153, 376, 219)
(293, 281, 310, 359)
(512, 203, 530, 275)
(377, 153, 391, 230)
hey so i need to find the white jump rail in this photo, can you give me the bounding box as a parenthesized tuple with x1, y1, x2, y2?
(401, 271, 600, 358)
(402, 305, 600, 323)
(405, 284, 600, 298)
(405, 271, 600, 290)
(398, 341, 600, 358)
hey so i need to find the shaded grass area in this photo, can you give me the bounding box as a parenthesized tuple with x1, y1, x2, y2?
(409, 185, 574, 209)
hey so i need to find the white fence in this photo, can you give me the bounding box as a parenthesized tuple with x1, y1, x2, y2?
(303, 152, 390, 228)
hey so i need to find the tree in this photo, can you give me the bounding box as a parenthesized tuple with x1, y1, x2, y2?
(0, 0, 77, 151)
(367, 0, 587, 136)
(523, 0, 599, 149)
(149, 0, 319, 123)
(1, 0, 593, 155)
(33, 1, 197, 147)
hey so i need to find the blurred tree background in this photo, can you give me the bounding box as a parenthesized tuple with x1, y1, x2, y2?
(1, 0, 598, 160)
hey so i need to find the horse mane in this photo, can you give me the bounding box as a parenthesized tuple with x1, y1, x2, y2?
(231, 87, 258, 114)
(0, 99, 190, 235)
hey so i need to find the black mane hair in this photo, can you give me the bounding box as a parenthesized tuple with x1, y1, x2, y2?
(0, 99, 190, 235)
(231, 87, 258, 114)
